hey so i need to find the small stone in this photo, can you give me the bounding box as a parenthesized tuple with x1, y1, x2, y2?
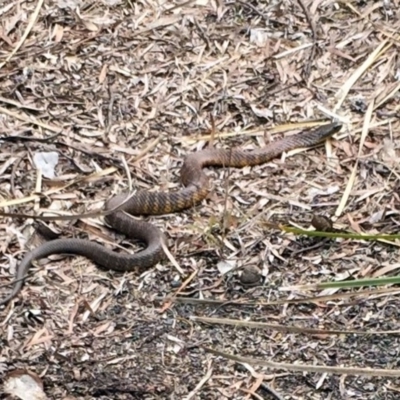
(171, 278, 182, 288)
(311, 214, 333, 232)
(4, 369, 46, 400)
(240, 266, 262, 286)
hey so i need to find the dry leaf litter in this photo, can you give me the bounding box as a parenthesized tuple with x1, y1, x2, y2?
(0, 0, 400, 399)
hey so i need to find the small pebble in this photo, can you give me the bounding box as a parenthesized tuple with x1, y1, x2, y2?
(240, 266, 262, 286)
(171, 278, 182, 288)
(311, 214, 333, 232)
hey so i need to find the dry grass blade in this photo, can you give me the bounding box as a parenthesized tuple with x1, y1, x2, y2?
(334, 40, 391, 110)
(374, 81, 400, 110)
(160, 239, 185, 276)
(203, 347, 400, 377)
(283, 275, 400, 292)
(0, 0, 44, 70)
(335, 100, 374, 216)
(183, 364, 213, 400)
(191, 316, 400, 335)
(0, 106, 62, 133)
(0, 96, 44, 111)
(0, 168, 116, 213)
(156, 286, 400, 307)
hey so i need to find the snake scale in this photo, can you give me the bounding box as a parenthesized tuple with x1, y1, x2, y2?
(0, 122, 341, 305)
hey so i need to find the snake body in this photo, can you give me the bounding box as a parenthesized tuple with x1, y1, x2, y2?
(0, 122, 341, 305)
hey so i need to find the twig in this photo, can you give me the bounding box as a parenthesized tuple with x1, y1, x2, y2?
(297, 0, 317, 79)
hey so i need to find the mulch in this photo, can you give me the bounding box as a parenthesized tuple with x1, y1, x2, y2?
(1, 1, 400, 399)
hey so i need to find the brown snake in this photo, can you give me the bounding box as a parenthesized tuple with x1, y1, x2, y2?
(0, 122, 341, 306)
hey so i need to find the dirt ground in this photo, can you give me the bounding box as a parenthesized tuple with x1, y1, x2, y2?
(1, 0, 400, 399)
